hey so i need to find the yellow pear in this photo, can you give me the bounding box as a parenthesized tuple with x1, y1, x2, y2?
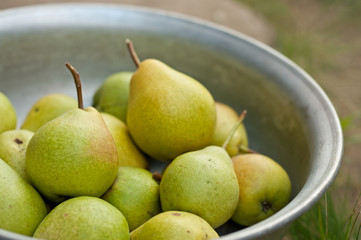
(101, 112, 148, 169)
(94, 72, 133, 122)
(0, 129, 34, 182)
(126, 40, 216, 161)
(25, 63, 118, 202)
(130, 211, 219, 240)
(0, 92, 17, 134)
(211, 102, 248, 157)
(0, 159, 47, 236)
(232, 153, 291, 226)
(21, 93, 77, 132)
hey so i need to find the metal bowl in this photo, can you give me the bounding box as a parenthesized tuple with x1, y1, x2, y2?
(0, 3, 343, 240)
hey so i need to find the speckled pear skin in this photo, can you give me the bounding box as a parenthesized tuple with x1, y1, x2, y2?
(0, 159, 47, 236)
(0, 129, 34, 183)
(21, 93, 77, 132)
(211, 102, 248, 157)
(101, 113, 148, 169)
(0, 92, 17, 134)
(26, 107, 119, 203)
(102, 166, 161, 231)
(94, 72, 133, 123)
(130, 211, 219, 240)
(33, 196, 129, 240)
(231, 154, 291, 226)
(160, 146, 239, 228)
(127, 59, 216, 161)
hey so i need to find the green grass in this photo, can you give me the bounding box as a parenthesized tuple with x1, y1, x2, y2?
(287, 189, 360, 240)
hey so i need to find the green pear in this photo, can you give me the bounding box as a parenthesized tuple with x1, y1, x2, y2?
(126, 40, 216, 161)
(211, 102, 248, 157)
(94, 72, 133, 122)
(0, 92, 17, 134)
(21, 93, 77, 132)
(102, 166, 161, 231)
(34, 196, 129, 240)
(101, 113, 148, 169)
(0, 129, 34, 182)
(0, 159, 47, 236)
(26, 63, 119, 203)
(160, 146, 239, 228)
(130, 211, 219, 240)
(231, 153, 291, 226)
(26, 106, 118, 202)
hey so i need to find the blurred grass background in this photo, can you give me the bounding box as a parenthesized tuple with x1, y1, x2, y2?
(237, 0, 361, 239)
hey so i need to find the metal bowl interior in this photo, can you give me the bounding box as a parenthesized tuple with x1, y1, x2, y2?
(0, 4, 343, 240)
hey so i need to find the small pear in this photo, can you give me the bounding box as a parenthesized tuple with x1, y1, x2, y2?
(102, 166, 161, 231)
(0, 92, 17, 134)
(34, 196, 129, 240)
(94, 72, 133, 122)
(21, 93, 77, 132)
(0, 159, 47, 236)
(0, 129, 34, 182)
(231, 153, 291, 226)
(130, 211, 219, 240)
(126, 40, 216, 161)
(160, 146, 239, 228)
(211, 102, 248, 157)
(26, 63, 118, 202)
(101, 113, 148, 169)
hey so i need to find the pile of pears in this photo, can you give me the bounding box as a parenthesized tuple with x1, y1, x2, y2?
(0, 40, 292, 240)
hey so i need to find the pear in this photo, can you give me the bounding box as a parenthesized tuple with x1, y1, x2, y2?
(94, 72, 133, 122)
(21, 93, 77, 132)
(231, 153, 291, 226)
(130, 211, 219, 240)
(160, 145, 239, 228)
(126, 40, 216, 161)
(26, 63, 118, 202)
(211, 102, 248, 157)
(101, 113, 148, 168)
(0, 129, 34, 182)
(0, 159, 47, 236)
(102, 166, 161, 231)
(34, 196, 129, 240)
(0, 92, 17, 134)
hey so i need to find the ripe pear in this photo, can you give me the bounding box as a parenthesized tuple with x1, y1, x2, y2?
(232, 153, 291, 226)
(126, 40, 216, 161)
(21, 93, 77, 132)
(102, 166, 161, 231)
(26, 63, 119, 202)
(0, 92, 17, 134)
(160, 146, 239, 228)
(34, 196, 129, 240)
(94, 72, 133, 122)
(101, 113, 148, 168)
(0, 129, 34, 182)
(130, 211, 219, 240)
(211, 102, 248, 157)
(0, 159, 47, 236)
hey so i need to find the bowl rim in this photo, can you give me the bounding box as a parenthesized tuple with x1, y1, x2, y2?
(0, 3, 343, 240)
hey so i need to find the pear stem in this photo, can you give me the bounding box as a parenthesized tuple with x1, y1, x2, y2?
(222, 110, 247, 150)
(126, 39, 141, 68)
(239, 145, 259, 154)
(65, 62, 84, 110)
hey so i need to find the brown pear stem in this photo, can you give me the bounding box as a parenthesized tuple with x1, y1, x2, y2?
(222, 110, 247, 150)
(239, 145, 259, 154)
(126, 38, 141, 68)
(65, 62, 84, 110)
